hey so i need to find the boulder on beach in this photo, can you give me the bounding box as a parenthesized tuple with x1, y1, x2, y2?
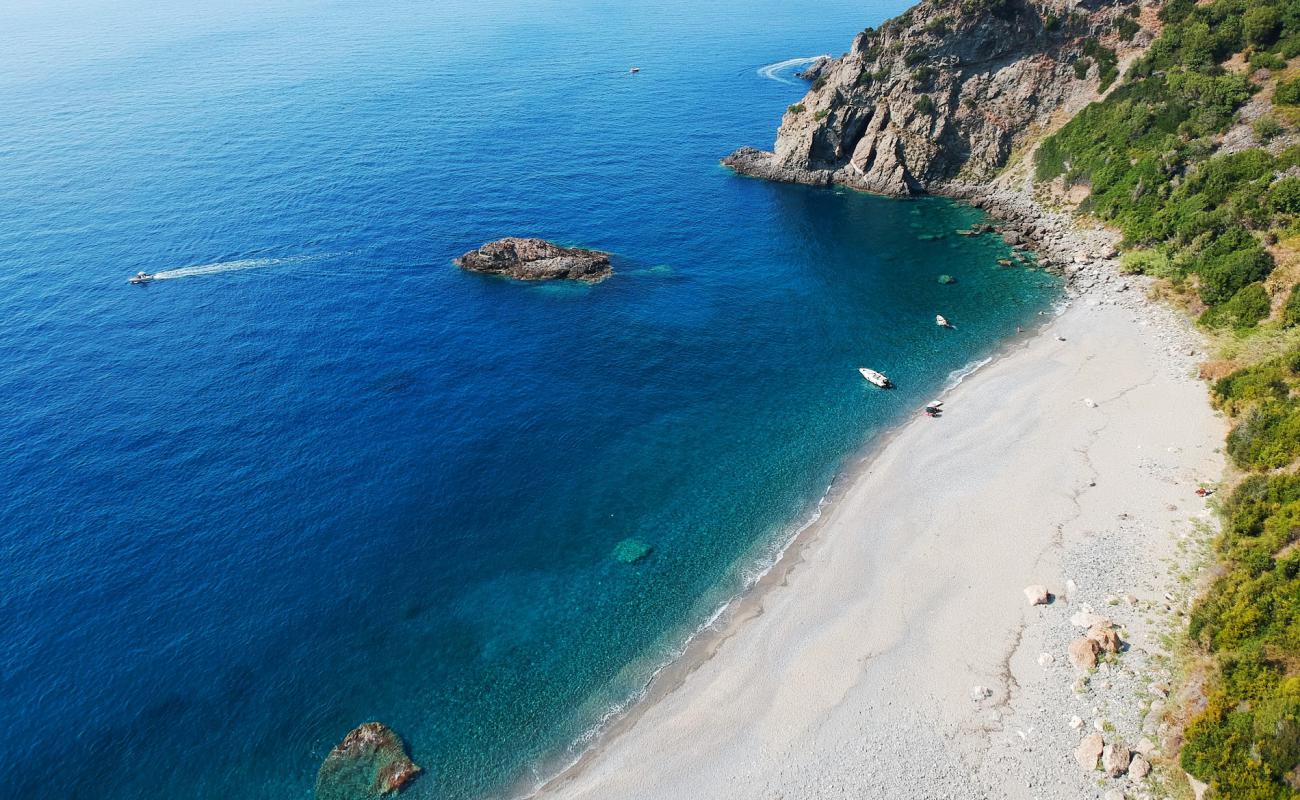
(613, 538, 653, 564)
(316, 722, 422, 800)
(1086, 621, 1122, 654)
(454, 238, 612, 283)
(1068, 636, 1100, 671)
(1023, 584, 1051, 606)
(1075, 732, 1105, 770)
(1102, 741, 1132, 777)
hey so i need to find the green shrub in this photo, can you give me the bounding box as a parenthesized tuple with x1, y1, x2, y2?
(1249, 50, 1287, 70)
(814, 109, 829, 121)
(1271, 177, 1300, 213)
(787, 103, 806, 115)
(911, 65, 936, 84)
(914, 94, 936, 115)
(812, 76, 827, 91)
(1213, 359, 1290, 414)
(1117, 15, 1140, 41)
(1074, 57, 1092, 79)
(1245, 5, 1282, 46)
(1226, 399, 1300, 469)
(1118, 248, 1176, 277)
(1283, 285, 1300, 327)
(1275, 76, 1300, 106)
(1196, 231, 1275, 305)
(1202, 281, 1272, 329)
(1082, 38, 1120, 90)
(1255, 115, 1284, 141)
(903, 49, 928, 67)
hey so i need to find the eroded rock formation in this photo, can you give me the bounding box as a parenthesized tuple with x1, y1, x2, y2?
(724, 0, 1149, 195)
(454, 238, 613, 283)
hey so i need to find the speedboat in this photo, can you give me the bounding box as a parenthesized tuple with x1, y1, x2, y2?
(858, 367, 892, 389)
(128, 271, 154, 285)
(629, 66, 641, 73)
(936, 314, 953, 328)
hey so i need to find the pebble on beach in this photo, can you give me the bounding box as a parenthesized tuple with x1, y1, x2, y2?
(1023, 584, 1051, 605)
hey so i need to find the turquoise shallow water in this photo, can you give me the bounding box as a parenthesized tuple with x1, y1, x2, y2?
(0, 1, 1060, 797)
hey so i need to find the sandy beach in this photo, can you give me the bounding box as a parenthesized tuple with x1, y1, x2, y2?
(537, 284, 1224, 799)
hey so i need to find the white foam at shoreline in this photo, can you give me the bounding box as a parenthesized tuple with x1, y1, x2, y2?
(517, 342, 1025, 799)
(756, 55, 830, 85)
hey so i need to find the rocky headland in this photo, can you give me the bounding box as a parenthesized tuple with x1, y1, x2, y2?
(454, 238, 612, 283)
(722, 0, 1161, 288)
(315, 722, 422, 800)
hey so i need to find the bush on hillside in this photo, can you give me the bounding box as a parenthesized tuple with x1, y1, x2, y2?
(1202, 281, 1272, 328)
(1276, 76, 1300, 106)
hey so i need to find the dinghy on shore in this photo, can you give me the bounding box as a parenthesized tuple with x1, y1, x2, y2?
(858, 367, 893, 389)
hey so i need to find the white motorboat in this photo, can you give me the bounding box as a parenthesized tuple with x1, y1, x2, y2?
(858, 367, 893, 388)
(936, 314, 953, 328)
(128, 271, 154, 285)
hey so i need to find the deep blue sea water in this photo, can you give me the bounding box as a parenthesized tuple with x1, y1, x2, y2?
(0, 2, 1061, 797)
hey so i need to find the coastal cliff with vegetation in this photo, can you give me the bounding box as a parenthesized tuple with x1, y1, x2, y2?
(729, 0, 1300, 797)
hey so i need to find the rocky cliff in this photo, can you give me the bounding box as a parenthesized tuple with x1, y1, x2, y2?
(726, 0, 1153, 195)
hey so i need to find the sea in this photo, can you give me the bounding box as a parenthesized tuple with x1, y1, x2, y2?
(0, 1, 1061, 797)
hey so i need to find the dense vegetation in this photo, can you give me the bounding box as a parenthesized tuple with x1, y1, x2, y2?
(1034, 0, 1300, 796)
(1036, 0, 1300, 329)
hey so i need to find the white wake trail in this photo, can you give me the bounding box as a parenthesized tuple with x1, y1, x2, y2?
(756, 55, 830, 86)
(149, 253, 325, 281)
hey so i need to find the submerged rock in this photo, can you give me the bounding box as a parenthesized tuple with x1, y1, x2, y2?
(454, 238, 612, 283)
(316, 722, 422, 800)
(612, 538, 653, 564)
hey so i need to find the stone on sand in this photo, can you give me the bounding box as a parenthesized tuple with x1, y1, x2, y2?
(1023, 584, 1050, 605)
(1075, 732, 1104, 770)
(1102, 741, 1132, 777)
(1069, 637, 1101, 671)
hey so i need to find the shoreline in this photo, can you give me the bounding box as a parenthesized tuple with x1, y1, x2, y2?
(528, 212, 1224, 798)
(517, 335, 1042, 798)
(513, 271, 1066, 800)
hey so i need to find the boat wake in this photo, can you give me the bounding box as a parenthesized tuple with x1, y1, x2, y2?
(756, 55, 829, 86)
(149, 253, 329, 281)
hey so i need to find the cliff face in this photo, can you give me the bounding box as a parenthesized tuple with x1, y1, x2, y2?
(726, 0, 1150, 195)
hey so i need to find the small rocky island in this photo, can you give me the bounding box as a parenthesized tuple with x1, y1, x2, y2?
(315, 722, 422, 799)
(454, 237, 612, 283)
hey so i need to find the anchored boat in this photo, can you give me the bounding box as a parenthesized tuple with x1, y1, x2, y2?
(936, 314, 953, 328)
(858, 367, 893, 389)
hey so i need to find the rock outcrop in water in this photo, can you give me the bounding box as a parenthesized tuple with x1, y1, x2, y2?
(795, 56, 833, 81)
(316, 722, 422, 799)
(454, 238, 612, 283)
(723, 0, 1150, 195)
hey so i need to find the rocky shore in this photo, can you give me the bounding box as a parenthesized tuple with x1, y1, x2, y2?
(454, 238, 612, 283)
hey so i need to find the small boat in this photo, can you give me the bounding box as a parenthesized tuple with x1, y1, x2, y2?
(858, 367, 893, 389)
(629, 66, 641, 73)
(936, 314, 953, 328)
(128, 271, 153, 285)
